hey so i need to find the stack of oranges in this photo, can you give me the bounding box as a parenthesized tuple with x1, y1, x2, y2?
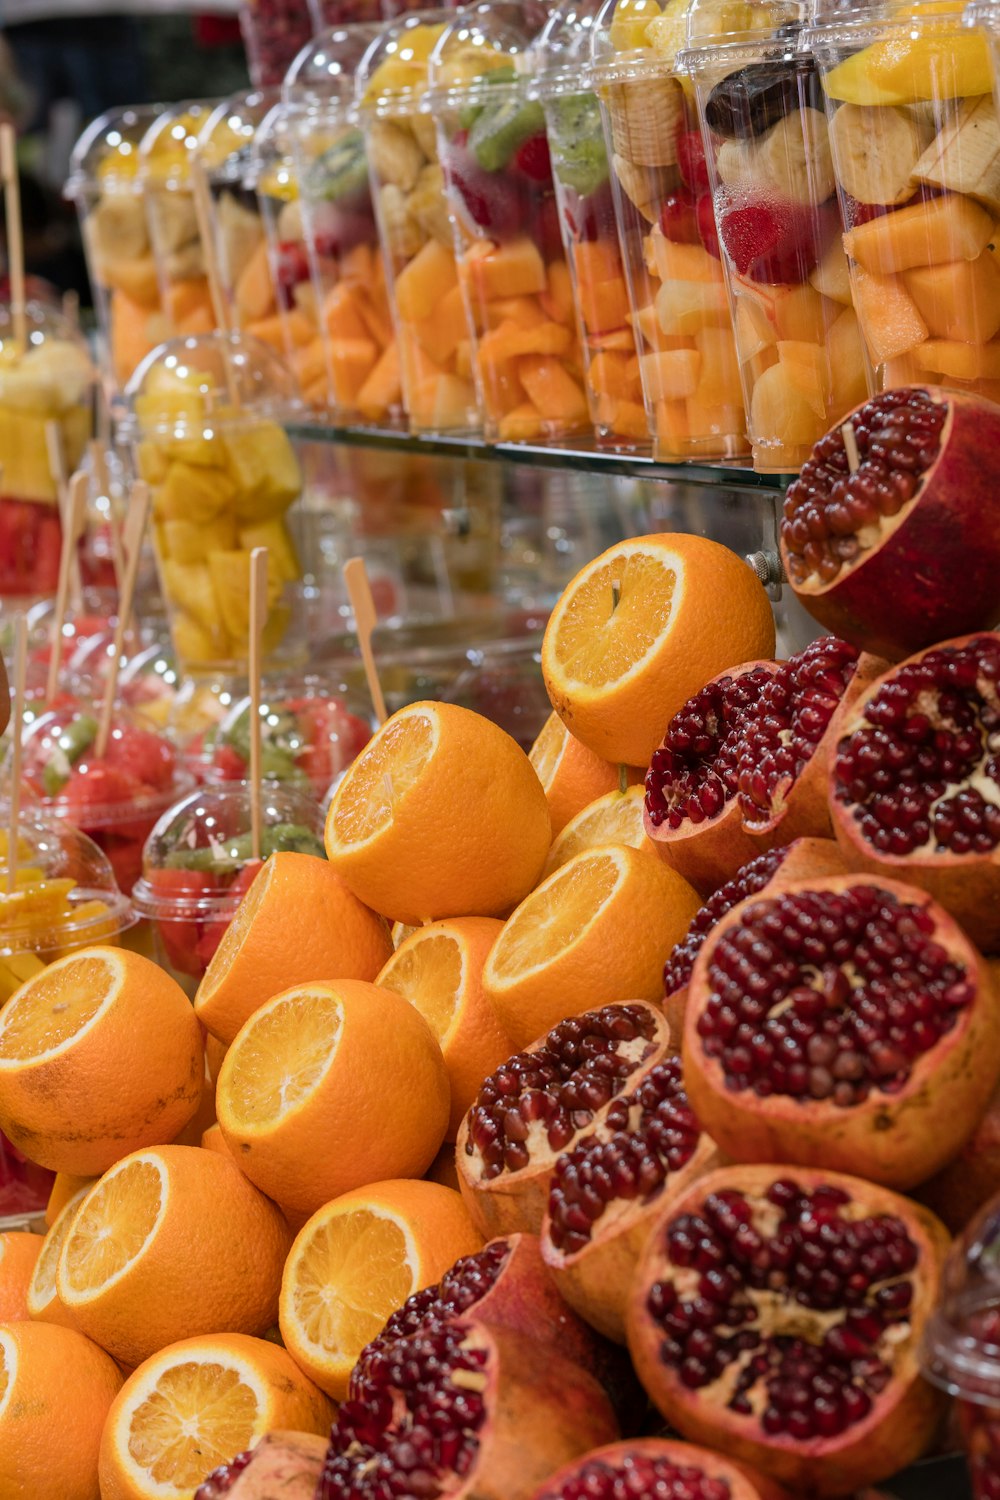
(0, 532, 775, 1500)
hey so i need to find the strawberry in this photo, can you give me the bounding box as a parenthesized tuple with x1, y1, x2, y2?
(719, 197, 837, 284)
(659, 189, 700, 245)
(513, 133, 552, 183)
(697, 193, 721, 259)
(676, 128, 711, 195)
(105, 724, 177, 793)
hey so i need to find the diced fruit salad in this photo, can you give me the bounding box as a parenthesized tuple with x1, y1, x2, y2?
(139, 105, 217, 337)
(185, 687, 372, 796)
(817, 6, 1000, 399)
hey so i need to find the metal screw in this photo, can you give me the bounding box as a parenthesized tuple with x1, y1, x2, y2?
(745, 550, 785, 588)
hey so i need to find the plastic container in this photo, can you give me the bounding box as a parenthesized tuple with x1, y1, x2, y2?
(133, 780, 324, 987)
(679, 0, 868, 471)
(67, 104, 169, 398)
(139, 100, 221, 341)
(356, 9, 482, 434)
(285, 23, 406, 423)
(426, 3, 592, 445)
(240, 0, 315, 89)
(11, 704, 196, 895)
(807, 0, 1000, 400)
(923, 1193, 1000, 1498)
(0, 303, 95, 599)
(125, 330, 305, 672)
(589, 0, 750, 460)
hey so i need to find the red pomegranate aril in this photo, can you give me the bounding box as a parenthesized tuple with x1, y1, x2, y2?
(457, 1003, 672, 1240)
(780, 388, 1000, 660)
(195, 1450, 254, 1499)
(831, 633, 1000, 948)
(626, 1166, 949, 1495)
(541, 1057, 719, 1341)
(526, 1437, 785, 1500)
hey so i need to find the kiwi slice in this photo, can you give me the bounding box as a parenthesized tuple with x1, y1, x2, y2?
(469, 92, 546, 173)
(165, 823, 325, 873)
(457, 63, 517, 131)
(546, 93, 609, 198)
(304, 129, 369, 203)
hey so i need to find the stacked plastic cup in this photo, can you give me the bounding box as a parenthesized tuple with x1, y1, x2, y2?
(809, 0, 1000, 399)
(678, 0, 869, 471)
(139, 100, 221, 341)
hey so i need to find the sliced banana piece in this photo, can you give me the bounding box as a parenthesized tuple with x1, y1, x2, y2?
(911, 94, 1000, 216)
(716, 137, 758, 190)
(378, 182, 424, 261)
(756, 107, 836, 206)
(830, 103, 933, 207)
(90, 194, 149, 260)
(612, 154, 674, 223)
(410, 114, 439, 164)
(368, 119, 425, 193)
(407, 163, 454, 249)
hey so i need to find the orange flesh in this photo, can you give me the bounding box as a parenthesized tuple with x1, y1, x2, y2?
(225, 990, 342, 1129)
(62, 1161, 163, 1293)
(0, 955, 116, 1059)
(291, 1210, 412, 1357)
(491, 853, 621, 979)
(127, 1361, 259, 1487)
(199, 862, 274, 999)
(332, 715, 435, 846)
(378, 934, 462, 1042)
(551, 551, 677, 687)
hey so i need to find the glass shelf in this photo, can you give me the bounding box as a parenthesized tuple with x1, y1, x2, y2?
(285, 420, 793, 490)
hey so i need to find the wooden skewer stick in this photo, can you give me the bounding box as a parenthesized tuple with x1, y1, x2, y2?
(89, 439, 124, 596)
(841, 422, 861, 475)
(1, 124, 26, 351)
(6, 613, 27, 895)
(344, 556, 387, 727)
(189, 157, 241, 410)
(248, 547, 269, 864)
(45, 471, 89, 705)
(46, 421, 82, 612)
(61, 289, 79, 330)
(95, 481, 151, 759)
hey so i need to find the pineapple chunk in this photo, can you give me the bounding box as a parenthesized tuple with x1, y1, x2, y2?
(237, 518, 301, 584)
(158, 461, 237, 523)
(223, 420, 301, 522)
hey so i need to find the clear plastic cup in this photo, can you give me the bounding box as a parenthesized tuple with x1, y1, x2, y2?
(240, 0, 316, 89)
(356, 9, 483, 435)
(923, 1192, 1000, 1498)
(66, 104, 169, 400)
(132, 780, 323, 988)
(0, 303, 95, 599)
(426, 3, 592, 445)
(678, 0, 869, 471)
(285, 23, 406, 424)
(124, 330, 306, 673)
(138, 100, 221, 341)
(808, 0, 1000, 400)
(589, 0, 751, 460)
(11, 704, 196, 895)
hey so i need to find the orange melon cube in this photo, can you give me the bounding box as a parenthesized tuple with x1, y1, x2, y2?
(110, 289, 156, 384)
(165, 279, 213, 329)
(479, 320, 573, 363)
(396, 241, 459, 323)
(589, 329, 636, 352)
(284, 309, 319, 349)
(468, 238, 547, 302)
(302, 375, 328, 409)
(478, 357, 524, 422)
(687, 399, 745, 441)
(401, 337, 446, 393)
(179, 305, 215, 337)
(655, 279, 729, 336)
(323, 283, 371, 343)
(246, 313, 287, 351)
(292, 338, 328, 394)
(655, 398, 691, 456)
(651, 234, 725, 285)
(694, 326, 743, 407)
(329, 337, 378, 406)
(640, 349, 702, 401)
(810, 240, 853, 306)
(734, 296, 777, 362)
(608, 398, 649, 441)
(498, 402, 544, 441)
(455, 339, 473, 380)
(750, 361, 822, 449)
(234, 240, 276, 322)
(827, 308, 870, 413)
(903, 254, 1000, 344)
(748, 346, 779, 387)
(773, 284, 832, 344)
(355, 290, 394, 350)
(356, 343, 402, 419)
(540, 260, 576, 326)
(573, 239, 623, 286)
(517, 355, 588, 425)
(914, 338, 1000, 380)
(411, 283, 471, 367)
(484, 296, 546, 331)
(882, 353, 926, 386)
(340, 244, 374, 284)
(844, 194, 994, 275)
(577, 274, 632, 335)
(852, 268, 928, 362)
(587, 350, 630, 398)
(632, 304, 670, 350)
(776, 340, 828, 420)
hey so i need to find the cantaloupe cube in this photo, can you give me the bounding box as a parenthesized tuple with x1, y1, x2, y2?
(776, 340, 828, 420)
(480, 358, 526, 421)
(577, 274, 631, 335)
(882, 354, 926, 386)
(479, 320, 573, 363)
(245, 313, 287, 352)
(640, 349, 702, 401)
(852, 268, 928, 362)
(355, 290, 393, 350)
(235, 241, 276, 322)
(285, 310, 319, 349)
(329, 337, 379, 405)
(809, 241, 853, 306)
(455, 340, 473, 380)
(573, 239, 623, 286)
(651, 235, 725, 285)
(356, 343, 402, 419)
(632, 304, 686, 351)
(517, 355, 588, 425)
(773, 284, 831, 344)
(469, 239, 547, 302)
(396, 240, 459, 322)
(340, 244, 374, 284)
(687, 399, 745, 441)
(827, 308, 870, 413)
(694, 326, 743, 407)
(588, 350, 631, 398)
(539, 259, 575, 326)
(424, 374, 479, 430)
(590, 329, 636, 352)
(110, 289, 157, 385)
(498, 402, 543, 441)
(748, 346, 779, 386)
(412, 284, 472, 366)
(165, 279, 214, 330)
(400, 337, 446, 396)
(655, 279, 729, 336)
(484, 296, 546, 331)
(324, 282, 371, 342)
(293, 339, 328, 394)
(903, 254, 1000, 344)
(914, 339, 1000, 380)
(655, 398, 691, 456)
(735, 296, 777, 362)
(750, 362, 821, 448)
(598, 396, 648, 440)
(179, 304, 215, 337)
(844, 194, 994, 275)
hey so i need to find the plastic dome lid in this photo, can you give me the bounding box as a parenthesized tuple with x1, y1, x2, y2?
(680, 0, 806, 51)
(197, 90, 277, 186)
(591, 0, 697, 73)
(124, 330, 298, 438)
(0, 814, 134, 956)
(284, 22, 385, 103)
(536, 0, 608, 88)
(138, 100, 221, 190)
(0, 303, 93, 400)
(246, 101, 300, 197)
(66, 103, 165, 198)
(923, 1194, 1000, 1406)
(355, 11, 455, 115)
(427, 2, 545, 107)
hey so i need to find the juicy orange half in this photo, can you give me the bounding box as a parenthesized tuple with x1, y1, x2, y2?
(326, 709, 437, 855)
(0, 951, 122, 1064)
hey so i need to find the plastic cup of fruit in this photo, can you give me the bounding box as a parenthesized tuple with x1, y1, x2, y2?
(355, 10, 483, 435)
(284, 22, 407, 425)
(677, 0, 870, 472)
(588, 0, 750, 460)
(922, 1192, 1000, 1499)
(138, 100, 221, 341)
(12, 705, 196, 896)
(425, 3, 593, 446)
(0, 302, 95, 598)
(804, 0, 1000, 400)
(133, 782, 324, 992)
(66, 104, 167, 400)
(124, 330, 306, 672)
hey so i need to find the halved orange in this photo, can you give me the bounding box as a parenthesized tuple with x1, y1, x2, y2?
(483, 844, 701, 1047)
(376, 917, 511, 1137)
(45, 1171, 95, 1229)
(0, 1320, 123, 1500)
(216, 978, 449, 1219)
(195, 851, 392, 1045)
(0, 1230, 42, 1320)
(543, 784, 649, 876)
(56, 1144, 292, 1368)
(201, 1122, 236, 1160)
(27, 1184, 90, 1326)
(98, 1333, 333, 1500)
(541, 533, 776, 766)
(0, 948, 203, 1175)
(325, 701, 551, 925)
(279, 1178, 482, 1399)
(529, 711, 642, 836)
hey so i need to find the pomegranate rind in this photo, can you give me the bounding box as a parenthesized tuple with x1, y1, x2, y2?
(683, 874, 1000, 1190)
(456, 1002, 672, 1241)
(829, 633, 1000, 950)
(779, 388, 1000, 662)
(197, 1432, 327, 1500)
(917, 1070, 1000, 1235)
(625, 1165, 950, 1496)
(526, 1436, 789, 1500)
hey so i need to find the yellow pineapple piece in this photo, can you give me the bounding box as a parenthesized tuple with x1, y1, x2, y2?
(158, 460, 237, 523)
(161, 559, 226, 637)
(237, 518, 301, 584)
(162, 514, 238, 564)
(223, 420, 301, 521)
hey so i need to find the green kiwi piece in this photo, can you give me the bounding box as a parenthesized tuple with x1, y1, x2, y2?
(457, 64, 518, 131)
(546, 92, 610, 198)
(304, 129, 369, 203)
(468, 91, 546, 173)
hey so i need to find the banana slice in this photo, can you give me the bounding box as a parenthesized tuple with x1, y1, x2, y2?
(911, 94, 1000, 216)
(378, 182, 424, 260)
(612, 154, 674, 224)
(717, 137, 758, 189)
(406, 163, 454, 250)
(410, 115, 439, 165)
(89, 194, 149, 261)
(368, 119, 424, 194)
(756, 108, 836, 206)
(830, 103, 934, 206)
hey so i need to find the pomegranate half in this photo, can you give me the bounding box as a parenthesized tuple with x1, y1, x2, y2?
(830, 631, 1000, 949)
(780, 386, 1000, 660)
(527, 1437, 788, 1500)
(625, 1165, 950, 1495)
(683, 873, 1000, 1189)
(194, 1433, 326, 1500)
(457, 1002, 671, 1239)
(541, 1056, 720, 1342)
